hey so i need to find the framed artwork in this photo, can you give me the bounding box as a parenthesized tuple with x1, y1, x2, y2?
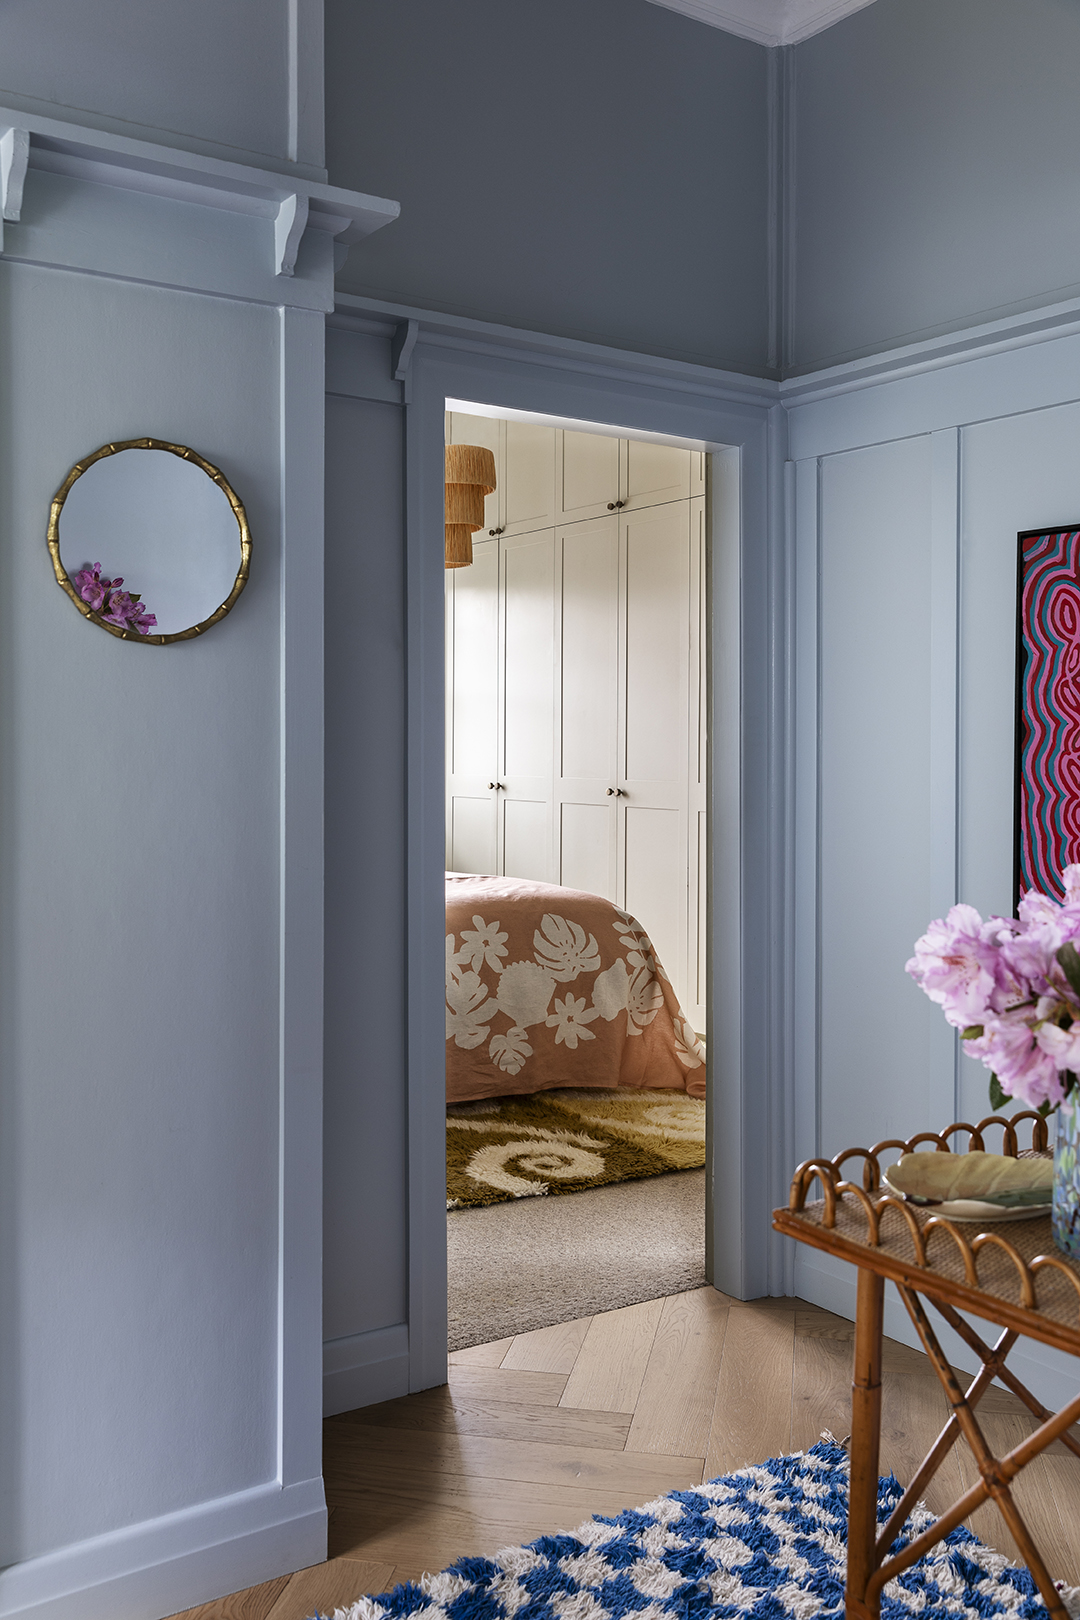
(1015, 524, 1080, 903)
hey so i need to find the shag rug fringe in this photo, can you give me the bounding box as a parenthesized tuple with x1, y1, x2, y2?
(317, 1440, 1080, 1620)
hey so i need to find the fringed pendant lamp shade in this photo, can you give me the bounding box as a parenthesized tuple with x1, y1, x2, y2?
(445, 443, 496, 568)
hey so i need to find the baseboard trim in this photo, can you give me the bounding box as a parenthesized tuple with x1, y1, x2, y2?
(0, 1477, 326, 1620)
(323, 1323, 410, 1416)
(793, 1250, 1080, 1415)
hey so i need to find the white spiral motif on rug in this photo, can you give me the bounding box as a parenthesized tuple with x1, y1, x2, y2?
(465, 1137, 606, 1194)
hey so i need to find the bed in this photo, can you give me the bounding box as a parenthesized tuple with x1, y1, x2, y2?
(446, 872, 705, 1103)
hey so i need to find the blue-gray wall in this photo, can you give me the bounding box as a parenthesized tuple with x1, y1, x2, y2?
(791, 0, 1080, 371)
(325, 0, 771, 374)
(0, 0, 324, 171)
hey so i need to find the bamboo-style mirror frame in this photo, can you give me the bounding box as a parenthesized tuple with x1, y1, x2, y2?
(47, 438, 253, 645)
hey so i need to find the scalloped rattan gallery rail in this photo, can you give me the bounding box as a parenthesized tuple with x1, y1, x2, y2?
(773, 1112, 1080, 1620)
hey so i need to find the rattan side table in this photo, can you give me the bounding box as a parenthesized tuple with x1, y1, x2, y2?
(773, 1113, 1080, 1620)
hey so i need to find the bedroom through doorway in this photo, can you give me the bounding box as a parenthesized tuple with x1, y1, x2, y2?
(443, 401, 709, 1354)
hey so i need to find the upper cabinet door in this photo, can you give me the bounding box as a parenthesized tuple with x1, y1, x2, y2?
(557, 429, 622, 524)
(623, 439, 692, 511)
(449, 412, 503, 537)
(502, 420, 555, 537)
(446, 537, 501, 875)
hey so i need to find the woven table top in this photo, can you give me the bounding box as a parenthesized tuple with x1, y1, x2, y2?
(773, 1115, 1080, 1358)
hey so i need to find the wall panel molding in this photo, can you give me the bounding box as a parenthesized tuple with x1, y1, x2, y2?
(784, 288, 1080, 1402)
(928, 428, 961, 1120)
(0, 99, 336, 1614)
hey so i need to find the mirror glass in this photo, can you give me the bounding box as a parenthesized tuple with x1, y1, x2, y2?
(52, 443, 250, 641)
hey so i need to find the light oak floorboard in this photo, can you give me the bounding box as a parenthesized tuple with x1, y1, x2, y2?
(704, 1301, 794, 1478)
(791, 1306, 855, 1453)
(264, 1560, 397, 1620)
(625, 1287, 728, 1457)
(449, 1337, 515, 1367)
(500, 1316, 592, 1374)
(328, 1473, 667, 1531)
(560, 1298, 665, 1413)
(329, 1493, 613, 1574)
(338, 1388, 632, 1450)
(446, 1364, 569, 1405)
(878, 1362, 967, 1523)
(324, 1421, 701, 1497)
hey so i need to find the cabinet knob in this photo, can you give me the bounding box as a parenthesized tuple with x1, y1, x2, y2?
(488, 781, 505, 791)
(606, 787, 624, 797)
(488, 526, 505, 536)
(606, 500, 626, 511)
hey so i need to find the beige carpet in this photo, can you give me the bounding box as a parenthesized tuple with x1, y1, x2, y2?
(447, 1086, 705, 1209)
(446, 1166, 706, 1351)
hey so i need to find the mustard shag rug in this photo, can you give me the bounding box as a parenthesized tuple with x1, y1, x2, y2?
(446, 1086, 705, 1209)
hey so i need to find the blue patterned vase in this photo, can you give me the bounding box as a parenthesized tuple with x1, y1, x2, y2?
(1053, 1092, 1080, 1259)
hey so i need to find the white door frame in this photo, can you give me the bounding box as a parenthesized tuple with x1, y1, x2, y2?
(380, 308, 791, 1392)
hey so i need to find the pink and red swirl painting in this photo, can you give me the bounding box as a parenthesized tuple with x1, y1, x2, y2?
(1017, 526, 1080, 902)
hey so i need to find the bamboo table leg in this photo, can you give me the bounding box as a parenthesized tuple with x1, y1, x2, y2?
(846, 1267, 885, 1620)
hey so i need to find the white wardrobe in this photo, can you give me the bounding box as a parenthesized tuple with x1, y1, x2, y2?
(445, 412, 707, 1032)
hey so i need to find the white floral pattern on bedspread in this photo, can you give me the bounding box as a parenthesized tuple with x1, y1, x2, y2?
(446, 873, 705, 1103)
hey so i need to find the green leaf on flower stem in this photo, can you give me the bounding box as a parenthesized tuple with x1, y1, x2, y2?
(989, 1073, 1013, 1112)
(1057, 942, 1080, 1000)
(961, 1024, 984, 1040)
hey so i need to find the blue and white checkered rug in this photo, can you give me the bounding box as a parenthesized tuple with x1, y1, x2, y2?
(326, 1440, 1080, 1620)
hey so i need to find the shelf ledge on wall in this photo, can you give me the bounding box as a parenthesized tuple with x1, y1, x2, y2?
(0, 106, 399, 276)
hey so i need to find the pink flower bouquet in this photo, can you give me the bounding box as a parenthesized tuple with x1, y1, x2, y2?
(906, 868, 1080, 1113)
(71, 564, 157, 635)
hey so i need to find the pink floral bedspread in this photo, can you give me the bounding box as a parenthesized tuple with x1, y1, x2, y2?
(446, 873, 705, 1103)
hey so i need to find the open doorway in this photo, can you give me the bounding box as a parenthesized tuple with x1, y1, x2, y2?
(322, 317, 773, 1417)
(442, 400, 710, 1353)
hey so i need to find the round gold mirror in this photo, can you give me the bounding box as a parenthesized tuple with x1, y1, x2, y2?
(48, 439, 252, 644)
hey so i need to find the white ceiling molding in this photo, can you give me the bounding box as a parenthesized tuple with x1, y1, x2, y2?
(646, 0, 879, 46)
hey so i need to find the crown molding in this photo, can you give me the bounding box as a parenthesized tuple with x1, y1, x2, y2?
(646, 0, 878, 46)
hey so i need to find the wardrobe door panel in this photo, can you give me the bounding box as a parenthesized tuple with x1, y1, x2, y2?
(560, 801, 617, 901)
(503, 419, 555, 536)
(559, 517, 620, 783)
(450, 795, 497, 876)
(555, 516, 619, 895)
(623, 804, 684, 1000)
(622, 503, 691, 792)
(558, 429, 621, 523)
(449, 411, 502, 535)
(448, 541, 499, 779)
(500, 530, 555, 881)
(685, 494, 707, 1033)
(502, 533, 555, 780)
(446, 538, 500, 873)
(624, 440, 692, 510)
(503, 798, 550, 881)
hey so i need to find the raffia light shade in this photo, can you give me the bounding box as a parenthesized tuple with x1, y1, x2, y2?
(445, 443, 496, 569)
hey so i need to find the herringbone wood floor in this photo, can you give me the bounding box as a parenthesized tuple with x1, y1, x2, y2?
(169, 1287, 1080, 1620)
